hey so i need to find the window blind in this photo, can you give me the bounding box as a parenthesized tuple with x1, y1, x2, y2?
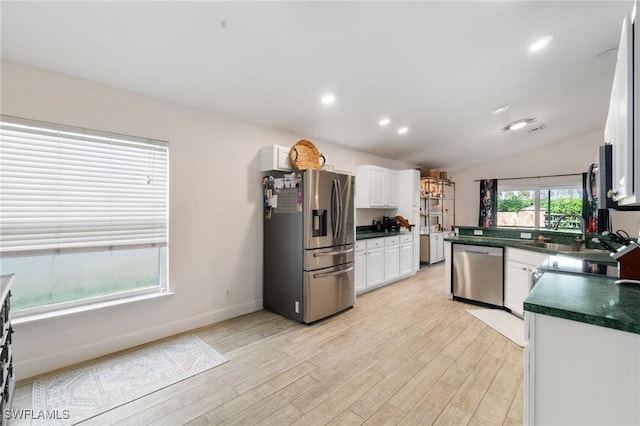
(0, 116, 168, 255)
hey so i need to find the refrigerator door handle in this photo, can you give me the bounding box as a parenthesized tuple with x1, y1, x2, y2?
(331, 178, 339, 240)
(314, 248, 354, 257)
(336, 178, 343, 240)
(314, 265, 354, 279)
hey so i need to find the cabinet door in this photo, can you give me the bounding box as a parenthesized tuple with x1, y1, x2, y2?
(399, 243, 413, 277)
(385, 170, 399, 207)
(355, 250, 366, 294)
(505, 260, 530, 317)
(429, 234, 444, 263)
(609, 14, 636, 205)
(384, 245, 400, 281)
(369, 167, 386, 207)
(367, 247, 385, 287)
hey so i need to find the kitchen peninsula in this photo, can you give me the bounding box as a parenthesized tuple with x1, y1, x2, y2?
(444, 226, 640, 424)
(523, 272, 640, 425)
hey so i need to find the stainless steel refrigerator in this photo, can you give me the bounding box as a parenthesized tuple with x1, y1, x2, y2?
(263, 169, 355, 323)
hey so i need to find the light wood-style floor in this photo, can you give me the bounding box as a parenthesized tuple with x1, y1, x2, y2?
(14, 264, 524, 425)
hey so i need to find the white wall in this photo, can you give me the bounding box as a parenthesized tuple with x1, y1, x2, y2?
(450, 129, 640, 236)
(1, 60, 416, 379)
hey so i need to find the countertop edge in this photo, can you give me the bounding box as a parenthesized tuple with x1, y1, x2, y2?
(523, 301, 640, 335)
(444, 235, 616, 264)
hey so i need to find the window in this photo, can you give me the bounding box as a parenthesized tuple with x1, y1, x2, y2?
(0, 116, 168, 315)
(497, 180, 583, 230)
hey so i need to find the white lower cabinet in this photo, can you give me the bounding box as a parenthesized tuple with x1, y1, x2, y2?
(429, 233, 445, 264)
(354, 243, 366, 294)
(504, 248, 546, 317)
(355, 235, 415, 295)
(367, 248, 385, 288)
(525, 312, 640, 425)
(444, 241, 452, 297)
(384, 236, 400, 281)
(399, 234, 413, 277)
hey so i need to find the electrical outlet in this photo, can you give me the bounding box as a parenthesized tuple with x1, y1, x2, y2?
(473, 229, 484, 236)
(295, 301, 300, 313)
(224, 289, 231, 299)
(520, 232, 532, 239)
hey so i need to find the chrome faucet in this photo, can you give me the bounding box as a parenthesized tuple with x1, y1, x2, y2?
(552, 214, 586, 247)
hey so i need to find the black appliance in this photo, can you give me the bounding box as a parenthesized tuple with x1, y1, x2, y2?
(588, 144, 640, 212)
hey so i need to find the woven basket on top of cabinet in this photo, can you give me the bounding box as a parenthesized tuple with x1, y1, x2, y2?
(289, 139, 326, 170)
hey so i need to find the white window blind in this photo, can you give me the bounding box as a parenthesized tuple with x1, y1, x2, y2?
(0, 116, 168, 256)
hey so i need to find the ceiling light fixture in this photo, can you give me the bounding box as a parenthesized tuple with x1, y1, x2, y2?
(379, 118, 390, 126)
(397, 127, 409, 135)
(502, 118, 536, 132)
(529, 36, 553, 52)
(491, 105, 509, 115)
(321, 93, 335, 105)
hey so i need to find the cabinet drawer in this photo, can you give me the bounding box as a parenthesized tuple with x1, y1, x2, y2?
(355, 241, 366, 251)
(507, 247, 547, 266)
(385, 236, 400, 246)
(366, 238, 384, 249)
(400, 234, 413, 244)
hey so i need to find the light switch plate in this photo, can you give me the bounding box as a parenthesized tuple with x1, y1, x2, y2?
(520, 232, 532, 239)
(473, 229, 483, 236)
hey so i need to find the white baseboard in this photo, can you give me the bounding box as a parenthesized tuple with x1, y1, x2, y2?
(15, 299, 263, 380)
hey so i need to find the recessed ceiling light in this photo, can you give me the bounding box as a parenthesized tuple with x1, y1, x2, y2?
(397, 127, 409, 134)
(379, 118, 390, 126)
(491, 105, 509, 115)
(502, 118, 536, 132)
(321, 93, 335, 105)
(529, 36, 553, 52)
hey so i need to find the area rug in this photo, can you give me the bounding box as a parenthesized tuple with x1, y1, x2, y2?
(467, 309, 526, 347)
(32, 334, 227, 425)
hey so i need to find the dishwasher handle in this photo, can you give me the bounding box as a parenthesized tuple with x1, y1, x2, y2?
(462, 250, 501, 256)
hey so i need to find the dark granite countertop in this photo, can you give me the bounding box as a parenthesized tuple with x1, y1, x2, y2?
(524, 272, 640, 335)
(356, 230, 411, 241)
(444, 235, 615, 264)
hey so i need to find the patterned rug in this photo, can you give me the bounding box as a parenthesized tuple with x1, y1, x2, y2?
(32, 334, 227, 425)
(467, 309, 526, 347)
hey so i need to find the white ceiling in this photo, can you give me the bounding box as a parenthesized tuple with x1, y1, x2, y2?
(0, 1, 633, 171)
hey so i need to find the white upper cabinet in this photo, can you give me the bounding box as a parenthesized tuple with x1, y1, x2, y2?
(607, 7, 639, 206)
(258, 145, 292, 172)
(356, 165, 399, 208)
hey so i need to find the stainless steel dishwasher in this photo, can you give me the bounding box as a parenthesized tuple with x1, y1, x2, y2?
(452, 244, 504, 307)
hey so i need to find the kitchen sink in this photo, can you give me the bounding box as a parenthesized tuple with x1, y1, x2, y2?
(518, 241, 608, 254)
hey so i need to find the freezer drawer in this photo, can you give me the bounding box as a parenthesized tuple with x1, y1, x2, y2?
(303, 262, 355, 323)
(304, 244, 355, 271)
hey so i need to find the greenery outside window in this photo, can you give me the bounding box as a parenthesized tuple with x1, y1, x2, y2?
(497, 184, 582, 230)
(0, 116, 169, 315)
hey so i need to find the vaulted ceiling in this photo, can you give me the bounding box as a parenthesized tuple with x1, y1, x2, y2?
(1, 1, 632, 170)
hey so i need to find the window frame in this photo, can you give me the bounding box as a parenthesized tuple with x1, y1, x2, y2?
(497, 181, 583, 230)
(0, 115, 169, 316)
